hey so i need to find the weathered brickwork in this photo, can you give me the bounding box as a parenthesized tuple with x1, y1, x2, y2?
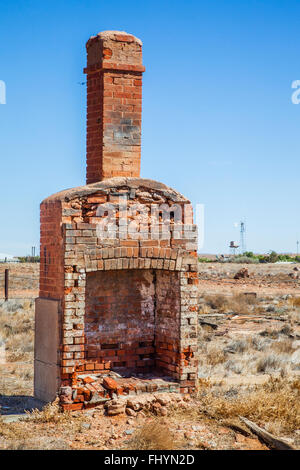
(35, 31, 199, 410)
(85, 31, 144, 184)
(39, 200, 64, 299)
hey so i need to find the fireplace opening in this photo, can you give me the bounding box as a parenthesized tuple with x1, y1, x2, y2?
(84, 269, 181, 381)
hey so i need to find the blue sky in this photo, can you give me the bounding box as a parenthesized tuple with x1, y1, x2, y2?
(0, 0, 300, 255)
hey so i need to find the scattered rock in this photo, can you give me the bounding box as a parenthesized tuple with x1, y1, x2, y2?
(125, 407, 137, 417)
(154, 394, 171, 406)
(59, 386, 73, 404)
(106, 399, 126, 416)
(81, 422, 91, 430)
(234, 268, 250, 280)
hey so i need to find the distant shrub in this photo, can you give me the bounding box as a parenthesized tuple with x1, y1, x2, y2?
(229, 256, 259, 264)
(17, 256, 40, 263)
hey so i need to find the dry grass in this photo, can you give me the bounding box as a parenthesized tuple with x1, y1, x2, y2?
(198, 304, 211, 315)
(259, 328, 280, 339)
(206, 344, 226, 366)
(26, 398, 71, 424)
(224, 339, 249, 354)
(174, 378, 300, 434)
(0, 415, 72, 450)
(199, 378, 300, 433)
(125, 419, 178, 450)
(204, 294, 228, 312)
(203, 293, 255, 314)
(256, 354, 284, 373)
(271, 338, 296, 354)
(288, 297, 300, 308)
(228, 294, 254, 314)
(0, 306, 34, 395)
(288, 310, 300, 325)
(0, 416, 31, 445)
(250, 336, 270, 351)
(0, 309, 34, 363)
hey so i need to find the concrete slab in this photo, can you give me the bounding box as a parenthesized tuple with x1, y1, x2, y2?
(34, 298, 60, 402)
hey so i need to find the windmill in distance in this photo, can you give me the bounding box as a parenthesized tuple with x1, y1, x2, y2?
(240, 220, 246, 254)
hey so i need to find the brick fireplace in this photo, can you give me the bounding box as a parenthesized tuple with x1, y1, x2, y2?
(34, 31, 198, 409)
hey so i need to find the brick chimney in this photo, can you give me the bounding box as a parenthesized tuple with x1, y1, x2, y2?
(84, 31, 145, 184)
(35, 30, 198, 405)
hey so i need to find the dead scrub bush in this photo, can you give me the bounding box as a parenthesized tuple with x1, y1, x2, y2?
(227, 294, 254, 314)
(204, 293, 255, 315)
(198, 304, 210, 315)
(280, 325, 292, 336)
(224, 339, 249, 354)
(271, 339, 296, 354)
(224, 360, 243, 374)
(259, 328, 280, 339)
(250, 336, 270, 351)
(204, 295, 228, 312)
(126, 419, 178, 450)
(256, 354, 285, 373)
(288, 297, 300, 308)
(206, 344, 226, 366)
(288, 310, 300, 325)
(197, 326, 211, 343)
(0, 311, 34, 338)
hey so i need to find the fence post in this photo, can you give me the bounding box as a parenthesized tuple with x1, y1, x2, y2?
(4, 269, 9, 301)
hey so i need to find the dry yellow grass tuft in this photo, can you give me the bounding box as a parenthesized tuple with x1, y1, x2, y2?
(206, 344, 226, 366)
(26, 398, 70, 424)
(288, 296, 300, 308)
(228, 293, 255, 314)
(198, 304, 210, 315)
(126, 419, 178, 450)
(204, 294, 229, 312)
(204, 293, 255, 314)
(271, 338, 296, 354)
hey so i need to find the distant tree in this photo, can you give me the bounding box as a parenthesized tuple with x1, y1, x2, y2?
(268, 251, 278, 263)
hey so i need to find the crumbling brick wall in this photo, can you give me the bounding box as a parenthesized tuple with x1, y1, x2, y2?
(36, 178, 198, 399)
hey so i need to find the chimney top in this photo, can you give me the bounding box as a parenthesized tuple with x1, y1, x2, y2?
(85, 30, 144, 184)
(86, 30, 143, 48)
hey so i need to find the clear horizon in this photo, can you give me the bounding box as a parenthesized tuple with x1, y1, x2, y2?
(1, 0, 300, 256)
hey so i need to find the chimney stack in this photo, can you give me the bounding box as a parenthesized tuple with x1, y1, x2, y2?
(84, 31, 145, 184)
